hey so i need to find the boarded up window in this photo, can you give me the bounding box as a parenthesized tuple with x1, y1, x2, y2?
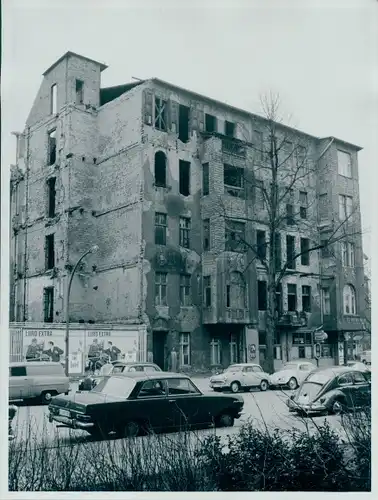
(155, 97, 167, 131)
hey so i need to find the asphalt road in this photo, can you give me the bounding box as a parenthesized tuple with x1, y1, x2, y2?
(11, 378, 345, 450)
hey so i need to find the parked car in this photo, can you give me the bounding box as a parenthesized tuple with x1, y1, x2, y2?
(346, 361, 371, 373)
(359, 350, 371, 365)
(9, 405, 17, 440)
(49, 372, 244, 438)
(9, 361, 70, 404)
(209, 363, 271, 393)
(287, 366, 371, 415)
(78, 362, 162, 391)
(269, 361, 316, 390)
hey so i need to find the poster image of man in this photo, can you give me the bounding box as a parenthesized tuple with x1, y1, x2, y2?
(25, 338, 44, 361)
(43, 341, 64, 363)
(104, 341, 121, 362)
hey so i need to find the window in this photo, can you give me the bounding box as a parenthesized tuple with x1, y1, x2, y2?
(47, 177, 56, 218)
(352, 371, 366, 384)
(50, 84, 57, 114)
(45, 234, 55, 269)
(75, 79, 84, 104)
(292, 332, 312, 345)
(256, 230, 266, 260)
(230, 334, 238, 364)
(43, 287, 54, 323)
(342, 242, 355, 267)
(179, 160, 190, 196)
(258, 280, 267, 311)
(10, 366, 27, 377)
(168, 377, 199, 395)
(253, 130, 263, 161)
(284, 141, 294, 167)
(205, 113, 217, 133)
(321, 239, 331, 258)
(322, 288, 331, 315)
(318, 193, 328, 221)
(180, 334, 191, 366)
(203, 276, 211, 307)
(227, 272, 246, 309)
(275, 233, 282, 269)
(254, 179, 265, 209)
(203, 219, 210, 250)
(179, 217, 191, 248)
(210, 338, 221, 365)
(302, 286, 311, 312)
(180, 274, 191, 306)
(155, 213, 167, 245)
(338, 373, 353, 386)
(286, 235, 296, 269)
(276, 283, 283, 314)
(286, 204, 295, 225)
(47, 130, 57, 166)
(226, 285, 231, 307)
(300, 238, 310, 265)
(138, 379, 165, 398)
(337, 150, 352, 178)
(339, 195, 353, 220)
(343, 284, 356, 315)
(225, 220, 245, 252)
(225, 120, 235, 137)
(348, 242, 355, 267)
(154, 97, 167, 131)
(178, 105, 190, 142)
(202, 162, 209, 195)
(154, 151, 167, 187)
(287, 284, 297, 312)
(155, 272, 167, 306)
(224, 164, 244, 197)
(299, 191, 307, 219)
(296, 145, 306, 172)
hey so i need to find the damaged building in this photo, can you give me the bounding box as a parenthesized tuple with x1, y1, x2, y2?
(9, 51, 368, 372)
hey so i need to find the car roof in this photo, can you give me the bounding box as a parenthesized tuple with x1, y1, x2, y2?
(9, 361, 61, 367)
(229, 363, 261, 367)
(108, 371, 190, 381)
(312, 366, 361, 377)
(111, 361, 159, 366)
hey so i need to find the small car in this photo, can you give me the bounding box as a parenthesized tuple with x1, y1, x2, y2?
(269, 361, 316, 390)
(286, 366, 371, 415)
(209, 363, 271, 393)
(78, 362, 162, 391)
(345, 361, 371, 373)
(49, 372, 244, 438)
(359, 350, 371, 365)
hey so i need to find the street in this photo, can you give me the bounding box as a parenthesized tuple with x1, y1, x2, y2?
(12, 378, 345, 450)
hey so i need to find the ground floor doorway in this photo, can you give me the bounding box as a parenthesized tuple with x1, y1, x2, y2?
(152, 330, 167, 370)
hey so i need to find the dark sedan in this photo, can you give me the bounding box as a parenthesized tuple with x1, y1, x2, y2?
(49, 372, 244, 438)
(287, 366, 371, 415)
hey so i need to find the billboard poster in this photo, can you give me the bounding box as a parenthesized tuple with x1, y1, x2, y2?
(84, 330, 139, 371)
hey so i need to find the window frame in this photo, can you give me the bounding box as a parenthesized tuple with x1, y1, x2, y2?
(225, 219, 246, 253)
(337, 150, 352, 178)
(203, 276, 211, 307)
(302, 285, 311, 312)
(155, 212, 167, 245)
(179, 216, 191, 249)
(43, 287, 54, 323)
(45, 234, 55, 270)
(179, 333, 191, 366)
(154, 96, 168, 131)
(154, 151, 167, 187)
(180, 274, 191, 306)
(155, 272, 168, 306)
(223, 164, 244, 198)
(300, 237, 310, 266)
(205, 113, 217, 133)
(287, 283, 297, 312)
(343, 284, 356, 315)
(210, 338, 221, 365)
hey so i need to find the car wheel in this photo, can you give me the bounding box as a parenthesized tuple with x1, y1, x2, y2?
(216, 413, 235, 428)
(230, 381, 241, 393)
(41, 391, 56, 404)
(288, 378, 298, 390)
(123, 421, 140, 438)
(331, 399, 346, 415)
(260, 380, 269, 392)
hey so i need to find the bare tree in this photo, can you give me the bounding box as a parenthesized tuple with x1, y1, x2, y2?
(208, 94, 362, 374)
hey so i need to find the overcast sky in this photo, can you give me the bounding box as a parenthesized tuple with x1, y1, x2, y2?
(2, 0, 377, 259)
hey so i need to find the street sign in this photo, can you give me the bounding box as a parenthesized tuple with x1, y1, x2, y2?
(314, 343, 321, 359)
(314, 330, 328, 342)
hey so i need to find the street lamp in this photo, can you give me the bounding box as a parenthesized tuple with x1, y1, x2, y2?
(65, 245, 99, 377)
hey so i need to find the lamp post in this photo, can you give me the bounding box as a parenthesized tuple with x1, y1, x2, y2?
(65, 245, 99, 377)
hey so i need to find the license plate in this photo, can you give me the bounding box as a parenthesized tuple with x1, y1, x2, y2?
(59, 409, 71, 418)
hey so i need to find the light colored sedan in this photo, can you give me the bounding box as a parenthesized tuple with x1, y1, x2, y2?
(209, 363, 271, 393)
(270, 361, 316, 390)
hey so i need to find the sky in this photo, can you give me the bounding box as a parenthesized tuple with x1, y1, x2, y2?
(2, 0, 377, 263)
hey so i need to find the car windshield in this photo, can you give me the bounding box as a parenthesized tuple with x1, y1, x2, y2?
(92, 376, 136, 399)
(305, 372, 333, 385)
(99, 363, 114, 376)
(225, 365, 243, 372)
(282, 364, 299, 371)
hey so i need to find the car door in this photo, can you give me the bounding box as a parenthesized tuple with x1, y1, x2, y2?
(9, 366, 31, 400)
(242, 366, 258, 387)
(166, 377, 204, 429)
(336, 372, 355, 408)
(133, 378, 172, 431)
(351, 371, 371, 409)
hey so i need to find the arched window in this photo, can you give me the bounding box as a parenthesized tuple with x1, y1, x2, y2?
(226, 272, 246, 309)
(154, 151, 166, 187)
(343, 284, 356, 315)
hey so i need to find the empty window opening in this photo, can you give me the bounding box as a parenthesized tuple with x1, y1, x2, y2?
(43, 287, 54, 323)
(76, 80, 84, 104)
(225, 121, 235, 137)
(224, 164, 244, 197)
(287, 284, 297, 312)
(258, 280, 267, 311)
(203, 219, 210, 250)
(154, 151, 167, 187)
(155, 97, 167, 131)
(50, 84, 57, 114)
(286, 235, 296, 269)
(179, 160, 190, 196)
(179, 217, 191, 248)
(155, 213, 167, 245)
(47, 178, 56, 218)
(225, 220, 245, 252)
(45, 234, 55, 270)
(48, 130, 57, 166)
(286, 203, 295, 225)
(302, 286, 311, 312)
(300, 238, 310, 265)
(178, 105, 190, 142)
(299, 191, 308, 219)
(203, 276, 211, 307)
(205, 113, 217, 133)
(202, 163, 209, 195)
(256, 230, 266, 260)
(254, 179, 265, 209)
